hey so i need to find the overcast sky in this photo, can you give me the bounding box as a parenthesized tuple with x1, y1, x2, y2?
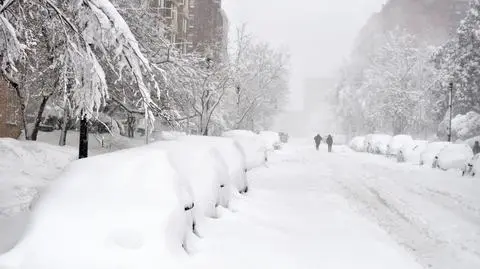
(223, 0, 387, 110)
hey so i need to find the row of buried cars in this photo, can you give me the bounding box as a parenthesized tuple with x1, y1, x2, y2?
(349, 134, 479, 176)
(0, 130, 284, 269)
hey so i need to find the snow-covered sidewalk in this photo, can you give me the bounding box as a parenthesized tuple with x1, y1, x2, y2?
(182, 141, 424, 269)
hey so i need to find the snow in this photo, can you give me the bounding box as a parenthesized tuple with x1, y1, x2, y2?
(399, 140, 428, 164)
(178, 136, 248, 193)
(149, 140, 230, 232)
(420, 141, 450, 167)
(349, 136, 366, 152)
(155, 131, 187, 141)
(437, 143, 474, 171)
(0, 139, 76, 217)
(222, 130, 267, 170)
(366, 134, 392, 155)
(258, 131, 281, 151)
(1, 138, 480, 268)
(0, 145, 193, 269)
(387, 135, 414, 156)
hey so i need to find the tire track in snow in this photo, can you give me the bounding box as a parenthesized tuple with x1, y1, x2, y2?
(312, 150, 480, 269)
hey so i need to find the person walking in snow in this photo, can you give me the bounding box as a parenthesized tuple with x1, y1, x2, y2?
(473, 141, 480, 155)
(314, 134, 322, 151)
(326, 135, 333, 153)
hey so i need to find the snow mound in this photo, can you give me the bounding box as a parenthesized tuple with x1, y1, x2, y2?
(0, 146, 193, 269)
(364, 134, 392, 154)
(155, 131, 187, 141)
(420, 142, 450, 167)
(349, 136, 366, 152)
(398, 140, 428, 164)
(150, 141, 230, 224)
(387, 135, 414, 156)
(0, 139, 76, 216)
(223, 130, 267, 170)
(258, 131, 282, 151)
(179, 136, 248, 194)
(439, 111, 480, 140)
(437, 144, 474, 171)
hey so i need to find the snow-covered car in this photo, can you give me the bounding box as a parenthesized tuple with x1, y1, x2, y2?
(387, 135, 414, 157)
(223, 130, 267, 170)
(0, 145, 194, 268)
(397, 140, 428, 164)
(349, 136, 366, 152)
(364, 134, 391, 154)
(259, 131, 282, 151)
(369, 134, 392, 155)
(437, 143, 474, 171)
(179, 135, 248, 194)
(151, 140, 231, 221)
(420, 142, 450, 167)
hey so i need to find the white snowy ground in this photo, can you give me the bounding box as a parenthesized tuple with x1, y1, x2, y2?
(181, 139, 479, 269)
(2, 138, 479, 269)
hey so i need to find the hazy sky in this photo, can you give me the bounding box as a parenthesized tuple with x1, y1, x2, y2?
(223, 0, 386, 110)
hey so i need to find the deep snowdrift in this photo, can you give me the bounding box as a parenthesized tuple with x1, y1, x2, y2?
(0, 138, 76, 217)
(0, 146, 194, 269)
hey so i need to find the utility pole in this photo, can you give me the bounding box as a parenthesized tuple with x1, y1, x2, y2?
(448, 82, 454, 142)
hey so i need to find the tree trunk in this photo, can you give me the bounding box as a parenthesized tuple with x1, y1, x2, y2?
(59, 104, 70, 146)
(79, 114, 89, 159)
(30, 95, 51, 141)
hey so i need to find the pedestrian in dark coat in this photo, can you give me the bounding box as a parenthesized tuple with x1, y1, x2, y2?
(473, 141, 480, 155)
(326, 135, 333, 153)
(314, 134, 322, 151)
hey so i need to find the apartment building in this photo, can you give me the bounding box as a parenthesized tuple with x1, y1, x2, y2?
(190, 0, 229, 59)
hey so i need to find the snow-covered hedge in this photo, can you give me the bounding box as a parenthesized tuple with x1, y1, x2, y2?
(437, 144, 474, 171)
(0, 145, 194, 268)
(420, 142, 450, 167)
(222, 130, 267, 170)
(387, 135, 414, 156)
(179, 136, 248, 194)
(438, 111, 480, 141)
(349, 136, 366, 152)
(150, 141, 231, 224)
(258, 131, 282, 151)
(155, 131, 187, 141)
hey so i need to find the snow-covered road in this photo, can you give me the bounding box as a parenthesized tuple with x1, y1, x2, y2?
(185, 140, 480, 269)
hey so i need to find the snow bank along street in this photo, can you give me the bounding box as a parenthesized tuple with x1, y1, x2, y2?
(1, 136, 479, 269)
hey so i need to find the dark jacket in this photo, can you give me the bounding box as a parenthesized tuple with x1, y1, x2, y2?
(473, 141, 480, 155)
(326, 135, 333, 145)
(314, 135, 322, 144)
